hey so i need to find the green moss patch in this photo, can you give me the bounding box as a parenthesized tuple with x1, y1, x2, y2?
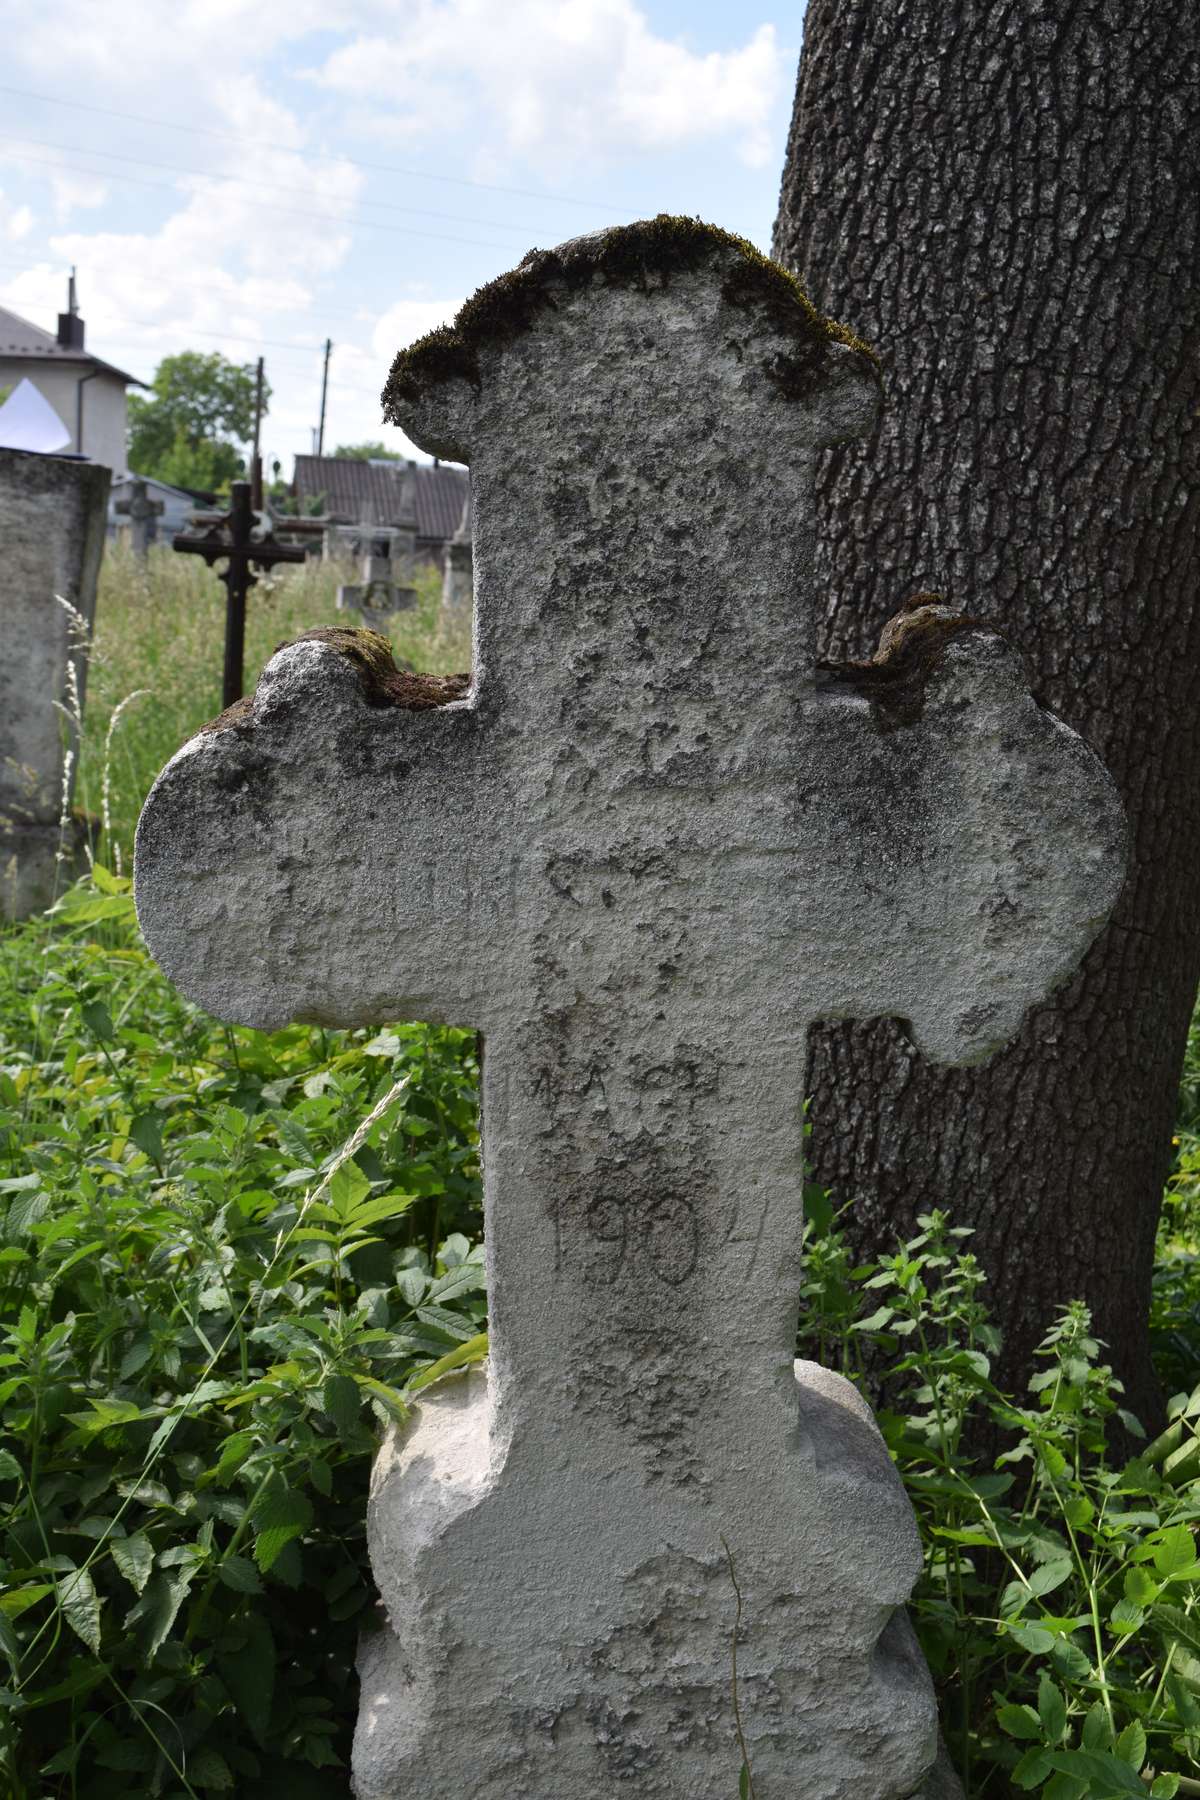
(382, 214, 876, 416)
(201, 627, 469, 732)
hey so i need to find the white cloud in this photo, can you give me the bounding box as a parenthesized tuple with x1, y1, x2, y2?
(49, 169, 110, 221)
(0, 191, 34, 242)
(309, 1, 785, 171)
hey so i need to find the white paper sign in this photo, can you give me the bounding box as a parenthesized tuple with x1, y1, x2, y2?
(0, 377, 72, 453)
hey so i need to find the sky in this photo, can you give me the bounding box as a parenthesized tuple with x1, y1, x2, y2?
(0, 0, 801, 474)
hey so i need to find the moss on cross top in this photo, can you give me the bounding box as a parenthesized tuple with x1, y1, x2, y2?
(381, 214, 877, 415)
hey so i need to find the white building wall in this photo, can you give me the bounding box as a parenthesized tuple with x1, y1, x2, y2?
(0, 359, 128, 474)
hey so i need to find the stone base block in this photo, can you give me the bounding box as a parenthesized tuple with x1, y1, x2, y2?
(353, 1359, 944, 1800)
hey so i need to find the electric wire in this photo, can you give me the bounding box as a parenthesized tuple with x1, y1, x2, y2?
(0, 82, 622, 213)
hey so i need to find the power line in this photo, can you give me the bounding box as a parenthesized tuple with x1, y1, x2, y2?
(0, 81, 621, 214)
(0, 252, 451, 334)
(0, 132, 544, 239)
(8, 148, 524, 253)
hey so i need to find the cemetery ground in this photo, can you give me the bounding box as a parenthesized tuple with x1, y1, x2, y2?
(0, 548, 1198, 1799)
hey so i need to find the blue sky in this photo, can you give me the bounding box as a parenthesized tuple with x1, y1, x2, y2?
(0, 1, 801, 471)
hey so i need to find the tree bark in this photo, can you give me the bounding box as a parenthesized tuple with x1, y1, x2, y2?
(775, 0, 1200, 1425)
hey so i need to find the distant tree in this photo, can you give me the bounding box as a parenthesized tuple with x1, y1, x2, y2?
(129, 352, 268, 489)
(332, 441, 402, 462)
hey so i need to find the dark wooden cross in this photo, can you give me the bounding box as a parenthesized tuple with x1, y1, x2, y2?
(173, 480, 307, 707)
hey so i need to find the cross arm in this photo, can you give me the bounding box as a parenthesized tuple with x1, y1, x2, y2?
(134, 629, 507, 1031)
(793, 600, 1127, 1064)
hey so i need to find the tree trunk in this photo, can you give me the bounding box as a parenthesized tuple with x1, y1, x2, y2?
(775, 0, 1200, 1426)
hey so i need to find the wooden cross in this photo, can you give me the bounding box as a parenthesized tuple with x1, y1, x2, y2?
(172, 479, 306, 708)
(135, 221, 1125, 1799)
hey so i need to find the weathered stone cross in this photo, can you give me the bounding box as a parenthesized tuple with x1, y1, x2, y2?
(135, 220, 1125, 1800)
(114, 476, 163, 556)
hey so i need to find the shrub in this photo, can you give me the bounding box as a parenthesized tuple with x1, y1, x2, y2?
(800, 1205, 1200, 1799)
(0, 881, 482, 1797)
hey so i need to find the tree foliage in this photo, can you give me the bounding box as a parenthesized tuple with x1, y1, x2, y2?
(128, 353, 269, 491)
(330, 442, 402, 462)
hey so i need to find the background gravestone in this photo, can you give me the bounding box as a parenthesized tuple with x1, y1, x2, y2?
(1, 447, 109, 918)
(134, 221, 1125, 1798)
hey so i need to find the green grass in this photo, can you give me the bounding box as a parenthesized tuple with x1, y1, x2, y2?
(77, 539, 471, 872)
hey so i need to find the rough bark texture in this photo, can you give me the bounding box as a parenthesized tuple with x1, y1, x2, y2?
(774, 0, 1200, 1424)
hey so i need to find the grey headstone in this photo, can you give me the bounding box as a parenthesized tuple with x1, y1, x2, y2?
(1, 447, 109, 917)
(441, 490, 472, 610)
(133, 220, 1125, 1799)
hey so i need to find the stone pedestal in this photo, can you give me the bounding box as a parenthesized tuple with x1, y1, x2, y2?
(0, 449, 109, 917)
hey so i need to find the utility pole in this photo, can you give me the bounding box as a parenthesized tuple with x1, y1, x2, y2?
(317, 337, 332, 456)
(250, 355, 265, 508)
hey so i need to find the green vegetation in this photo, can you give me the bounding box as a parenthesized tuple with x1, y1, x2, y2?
(0, 891, 483, 1797)
(76, 540, 469, 867)
(800, 1198, 1200, 1797)
(1, 547, 1197, 1795)
(330, 443, 403, 462)
(127, 353, 270, 493)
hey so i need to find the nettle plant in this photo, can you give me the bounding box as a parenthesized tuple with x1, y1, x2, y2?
(0, 878, 484, 1799)
(800, 1203, 1200, 1798)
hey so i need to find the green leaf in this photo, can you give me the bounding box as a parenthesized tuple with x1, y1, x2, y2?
(1154, 1524, 1197, 1577)
(1008, 1623, 1055, 1654)
(407, 1332, 489, 1395)
(1037, 1674, 1067, 1744)
(425, 1262, 487, 1305)
(1044, 1750, 1147, 1797)
(80, 1000, 115, 1042)
(217, 1614, 275, 1747)
(322, 1372, 363, 1439)
(110, 1531, 154, 1595)
(252, 1476, 312, 1574)
(1012, 1746, 1054, 1789)
(1150, 1775, 1181, 1798)
(997, 1703, 1042, 1741)
(129, 1111, 164, 1164)
(1027, 1557, 1073, 1599)
(1082, 1701, 1112, 1752)
(0, 1449, 21, 1481)
(1114, 1720, 1146, 1773)
(1049, 1637, 1091, 1683)
(217, 1554, 262, 1595)
(186, 1746, 234, 1789)
(739, 1764, 751, 1800)
(56, 1566, 102, 1654)
(1123, 1565, 1158, 1607)
(1109, 1599, 1145, 1635)
(126, 1568, 193, 1659)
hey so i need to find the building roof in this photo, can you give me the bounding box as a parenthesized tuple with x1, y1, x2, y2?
(292, 454, 469, 542)
(0, 303, 144, 386)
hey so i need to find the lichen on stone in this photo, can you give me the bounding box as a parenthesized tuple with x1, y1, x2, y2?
(381, 214, 877, 416)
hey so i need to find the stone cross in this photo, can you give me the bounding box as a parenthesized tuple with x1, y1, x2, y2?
(134, 221, 1126, 1800)
(114, 476, 164, 556)
(440, 489, 472, 609)
(336, 524, 418, 622)
(1, 447, 109, 918)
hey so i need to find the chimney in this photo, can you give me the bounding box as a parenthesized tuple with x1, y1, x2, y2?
(57, 268, 85, 351)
